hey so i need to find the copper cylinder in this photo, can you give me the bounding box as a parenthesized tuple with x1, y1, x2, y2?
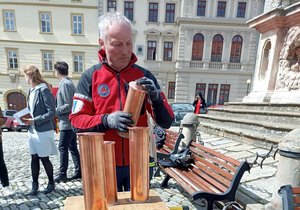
(78, 132, 108, 210)
(103, 141, 118, 206)
(118, 81, 146, 138)
(129, 127, 150, 202)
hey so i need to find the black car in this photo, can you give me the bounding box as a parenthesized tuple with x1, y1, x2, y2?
(170, 102, 195, 126)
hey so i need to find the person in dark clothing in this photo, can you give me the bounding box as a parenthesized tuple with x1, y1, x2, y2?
(0, 107, 9, 188)
(54, 61, 81, 183)
(193, 92, 207, 114)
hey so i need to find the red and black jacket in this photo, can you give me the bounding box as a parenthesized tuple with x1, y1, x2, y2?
(70, 49, 174, 166)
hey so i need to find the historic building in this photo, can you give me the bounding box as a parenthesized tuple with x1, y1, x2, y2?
(0, 0, 264, 110)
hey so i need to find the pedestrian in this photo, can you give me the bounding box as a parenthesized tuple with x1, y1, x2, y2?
(54, 61, 81, 183)
(21, 64, 58, 196)
(193, 92, 207, 114)
(0, 107, 9, 188)
(69, 12, 174, 192)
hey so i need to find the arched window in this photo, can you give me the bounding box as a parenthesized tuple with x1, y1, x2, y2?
(230, 35, 243, 63)
(211, 34, 223, 62)
(192, 33, 204, 61)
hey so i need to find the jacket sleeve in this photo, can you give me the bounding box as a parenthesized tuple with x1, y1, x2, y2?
(144, 71, 174, 129)
(33, 87, 56, 126)
(56, 81, 74, 116)
(69, 67, 107, 132)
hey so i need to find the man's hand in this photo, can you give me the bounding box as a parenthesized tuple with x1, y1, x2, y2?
(106, 111, 133, 132)
(136, 77, 160, 102)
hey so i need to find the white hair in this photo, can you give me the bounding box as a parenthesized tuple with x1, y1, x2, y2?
(98, 12, 133, 41)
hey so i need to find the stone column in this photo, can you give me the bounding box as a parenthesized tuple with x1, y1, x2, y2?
(267, 128, 300, 210)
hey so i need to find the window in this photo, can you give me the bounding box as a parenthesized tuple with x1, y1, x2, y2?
(39, 12, 52, 33)
(163, 42, 173, 61)
(72, 14, 83, 35)
(73, 52, 84, 72)
(197, 0, 206, 16)
(42, 51, 53, 71)
(165, 3, 175, 23)
(217, 1, 226, 17)
(237, 2, 246, 18)
(230, 35, 243, 63)
(192, 33, 204, 61)
(168, 82, 175, 99)
(195, 83, 206, 97)
(6, 49, 18, 69)
(124, 1, 134, 21)
(108, 0, 117, 12)
(3, 10, 16, 31)
(211, 34, 223, 62)
(71, 0, 82, 2)
(147, 41, 156, 60)
(219, 84, 230, 105)
(207, 84, 218, 105)
(149, 3, 158, 22)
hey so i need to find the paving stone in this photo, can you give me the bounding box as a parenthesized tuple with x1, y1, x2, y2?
(224, 150, 254, 160)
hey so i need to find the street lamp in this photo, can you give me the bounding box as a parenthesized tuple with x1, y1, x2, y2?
(246, 79, 251, 95)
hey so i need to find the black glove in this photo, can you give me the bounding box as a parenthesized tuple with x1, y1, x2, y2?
(104, 111, 133, 132)
(136, 77, 160, 102)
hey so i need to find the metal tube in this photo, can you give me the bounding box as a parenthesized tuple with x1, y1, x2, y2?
(104, 141, 118, 206)
(129, 127, 150, 202)
(118, 81, 146, 138)
(78, 132, 108, 210)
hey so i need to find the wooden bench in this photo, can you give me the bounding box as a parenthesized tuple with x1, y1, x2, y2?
(278, 185, 300, 210)
(158, 140, 251, 210)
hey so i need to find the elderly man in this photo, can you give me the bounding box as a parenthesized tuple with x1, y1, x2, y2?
(70, 12, 174, 192)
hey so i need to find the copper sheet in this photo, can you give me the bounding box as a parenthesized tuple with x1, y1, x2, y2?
(78, 132, 108, 210)
(104, 141, 118, 206)
(129, 127, 150, 202)
(118, 81, 146, 138)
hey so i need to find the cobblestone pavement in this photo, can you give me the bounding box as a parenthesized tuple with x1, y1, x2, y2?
(0, 130, 278, 210)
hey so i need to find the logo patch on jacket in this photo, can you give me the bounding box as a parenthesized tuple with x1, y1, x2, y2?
(98, 84, 110, 97)
(72, 99, 84, 114)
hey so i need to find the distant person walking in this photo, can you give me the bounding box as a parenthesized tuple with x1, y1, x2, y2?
(21, 64, 58, 196)
(193, 92, 207, 114)
(54, 61, 81, 183)
(0, 107, 9, 188)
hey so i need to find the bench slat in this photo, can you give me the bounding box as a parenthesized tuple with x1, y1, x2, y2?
(293, 187, 300, 194)
(191, 142, 240, 166)
(190, 146, 237, 173)
(294, 196, 300, 204)
(189, 164, 228, 192)
(193, 155, 234, 181)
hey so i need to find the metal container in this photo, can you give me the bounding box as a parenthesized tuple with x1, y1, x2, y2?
(104, 141, 118, 206)
(78, 132, 108, 210)
(118, 81, 146, 138)
(129, 127, 150, 202)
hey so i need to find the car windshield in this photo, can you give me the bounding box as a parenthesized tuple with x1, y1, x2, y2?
(171, 103, 194, 112)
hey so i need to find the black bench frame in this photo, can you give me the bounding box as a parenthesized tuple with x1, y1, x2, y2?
(159, 140, 251, 210)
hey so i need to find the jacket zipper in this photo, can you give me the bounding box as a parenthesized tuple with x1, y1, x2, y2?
(117, 73, 125, 166)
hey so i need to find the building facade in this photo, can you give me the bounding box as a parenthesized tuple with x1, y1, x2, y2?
(0, 0, 264, 110)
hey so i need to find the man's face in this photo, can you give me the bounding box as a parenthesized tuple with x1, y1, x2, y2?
(100, 23, 133, 72)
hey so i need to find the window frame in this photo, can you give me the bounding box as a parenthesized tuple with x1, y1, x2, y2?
(165, 3, 175, 23)
(3, 10, 16, 31)
(230, 35, 243, 63)
(192, 33, 204, 61)
(207, 84, 218, 105)
(148, 2, 158, 22)
(217, 1, 226, 17)
(237, 2, 246, 18)
(72, 52, 85, 73)
(195, 83, 206, 98)
(168, 81, 175, 99)
(163, 41, 173, 61)
(147, 40, 157, 61)
(107, 0, 117, 12)
(39, 11, 52, 33)
(211, 34, 223, 62)
(197, 0, 206, 17)
(41, 50, 54, 71)
(219, 84, 230, 105)
(6, 48, 19, 69)
(124, 1, 134, 21)
(71, 13, 84, 35)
